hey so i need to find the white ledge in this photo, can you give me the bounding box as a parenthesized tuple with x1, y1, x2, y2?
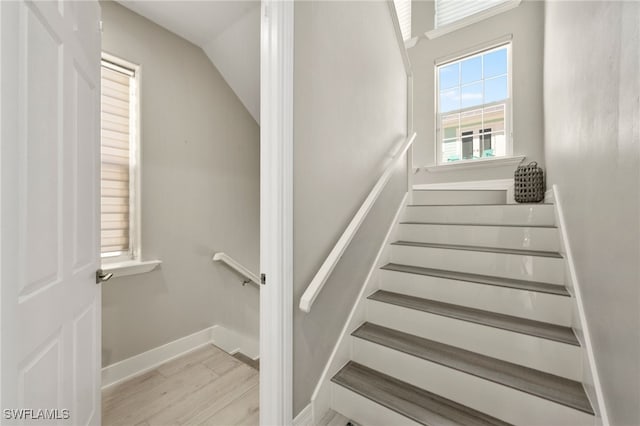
(404, 36, 419, 49)
(102, 259, 162, 278)
(425, 155, 525, 172)
(425, 0, 522, 40)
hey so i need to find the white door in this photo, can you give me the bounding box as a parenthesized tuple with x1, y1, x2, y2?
(1, 1, 102, 425)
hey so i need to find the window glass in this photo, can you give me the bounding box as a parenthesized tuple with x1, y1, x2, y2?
(483, 48, 507, 78)
(460, 56, 482, 84)
(440, 88, 460, 113)
(439, 63, 459, 90)
(461, 82, 483, 109)
(484, 75, 508, 103)
(436, 44, 510, 163)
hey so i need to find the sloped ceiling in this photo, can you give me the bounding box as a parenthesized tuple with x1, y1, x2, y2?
(117, 1, 261, 123)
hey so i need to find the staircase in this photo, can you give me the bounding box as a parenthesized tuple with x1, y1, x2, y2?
(327, 189, 596, 425)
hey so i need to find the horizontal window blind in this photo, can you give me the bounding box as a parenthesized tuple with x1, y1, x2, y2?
(393, 0, 412, 41)
(435, 0, 508, 28)
(100, 61, 134, 256)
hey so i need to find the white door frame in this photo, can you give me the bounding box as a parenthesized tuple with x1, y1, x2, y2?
(259, 1, 294, 425)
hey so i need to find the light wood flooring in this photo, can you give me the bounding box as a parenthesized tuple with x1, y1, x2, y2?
(102, 344, 259, 425)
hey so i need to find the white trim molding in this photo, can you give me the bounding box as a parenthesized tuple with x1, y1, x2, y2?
(102, 259, 161, 278)
(425, 155, 525, 172)
(260, 0, 294, 425)
(292, 404, 313, 426)
(404, 36, 419, 49)
(101, 325, 259, 390)
(552, 185, 609, 426)
(425, 0, 522, 40)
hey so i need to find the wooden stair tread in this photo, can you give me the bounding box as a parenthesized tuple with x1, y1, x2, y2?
(381, 263, 570, 296)
(352, 323, 594, 415)
(407, 203, 553, 207)
(332, 361, 513, 426)
(368, 290, 579, 346)
(392, 240, 563, 259)
(399, 221, 557, 229)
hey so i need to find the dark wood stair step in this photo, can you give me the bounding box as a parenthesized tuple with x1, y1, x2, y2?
(368, 290, 579, 346)
(332, 361, 513, 426)
(381, 263, 570, 296)
(391, 241, 563, 259)
(352, 323, 594, 415)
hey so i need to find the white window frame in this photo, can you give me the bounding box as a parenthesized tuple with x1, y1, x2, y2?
(100, 52, 142, 265)
(435, 38, 513, 166)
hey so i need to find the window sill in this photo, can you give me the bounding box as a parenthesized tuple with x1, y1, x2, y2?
(425, 0, 522, 40)
(425, 155, 525, 172)
(102, 259, 162, 278)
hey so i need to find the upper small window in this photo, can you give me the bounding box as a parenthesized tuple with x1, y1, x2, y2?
(100, 56, 139, 262)
(393, 0, 412, 41)
(436, 43, 511, 164)
(435, 0, 510, 29)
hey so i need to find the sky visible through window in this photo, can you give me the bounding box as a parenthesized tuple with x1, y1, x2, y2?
(439, 46, 508, 113)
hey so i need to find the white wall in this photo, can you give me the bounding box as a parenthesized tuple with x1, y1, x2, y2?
(100, 1, 260, 366)
(410, 0, 544, 184)
(543, 2, 639, 425)
(202, 6, 261, 124)
(292, 1, 408, 416)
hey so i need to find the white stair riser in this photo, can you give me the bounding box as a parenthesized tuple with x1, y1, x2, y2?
(403, 205, 555, 226)
(331, 383, 422, 426)
(396, 223, 560, 252)
(411, 190, 506, 205)
(366, 300, 582, 381)
(379, 270, 572, 326)
(390, 245, 565, 285)
(351, 339, 595, 426)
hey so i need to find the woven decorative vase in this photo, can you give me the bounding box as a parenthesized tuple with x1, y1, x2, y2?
(514, 161, 545, 203)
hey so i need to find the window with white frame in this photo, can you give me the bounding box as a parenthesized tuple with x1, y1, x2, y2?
(100, 56, 139, 262)
(436, 42, 511, 164)
(435, 0, 511, 29)
(393, 0, 411, 41)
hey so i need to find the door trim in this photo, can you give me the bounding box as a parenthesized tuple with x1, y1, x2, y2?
(259, 1, 294, 425)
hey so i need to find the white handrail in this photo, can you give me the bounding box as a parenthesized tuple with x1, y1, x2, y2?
(213, 252, 260, 287)
(299, 133, 417, 313)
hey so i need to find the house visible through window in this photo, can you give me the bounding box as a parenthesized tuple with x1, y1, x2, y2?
(100, 56, 138, 262)
(436, 43, 511, 163)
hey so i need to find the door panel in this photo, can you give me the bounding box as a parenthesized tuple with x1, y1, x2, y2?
(1, 1, 102, 424)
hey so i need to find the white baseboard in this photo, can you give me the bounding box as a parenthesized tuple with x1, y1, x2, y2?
(211, 324, 260, 360)
(309, 192, 408, 424)
(293, 404, 313, 426)
(413, 178, 513, 191)
(551, 185, 608, 426)
(101, 324, 258, 389)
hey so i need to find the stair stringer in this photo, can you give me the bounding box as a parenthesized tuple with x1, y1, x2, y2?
(550, 185, 609, 426)
(309, 192, 408, 424)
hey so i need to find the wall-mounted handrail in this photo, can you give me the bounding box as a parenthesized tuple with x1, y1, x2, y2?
(299, 132, 417, 313)
(213, 252, 260, 287)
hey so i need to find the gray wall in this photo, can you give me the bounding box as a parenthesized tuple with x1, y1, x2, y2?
(100, 1, 260, 366)
(410, 0, 544, 184)
(543, 2, 639, 425)
(293, 1, 408, 416)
